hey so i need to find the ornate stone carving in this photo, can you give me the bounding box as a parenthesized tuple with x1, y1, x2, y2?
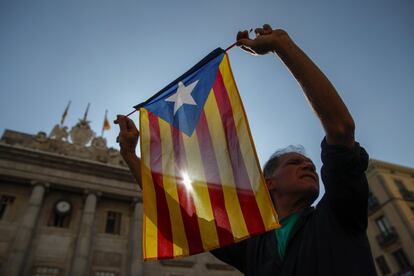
(1, 110, 127, 167)
(32, 131, 50, 151)
(70, 144, 92, 159)
(49, 124, 69, 141)
(35, 131, 48, 143)
(91, 137, 107, 150)
(91, 137, 109, 163)
(108, 148, 126, 166)
(48, 139, 69, 155)
(69, 120, 95, 147)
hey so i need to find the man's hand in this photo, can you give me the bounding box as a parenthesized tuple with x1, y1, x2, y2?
(237, 24, 355, 148)
(236, 24, 290, 56)
(114, 115, 142, 187)
(114, 115, 139, 160)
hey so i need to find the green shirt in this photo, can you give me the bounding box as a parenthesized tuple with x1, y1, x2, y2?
(274, 212, 301, 260)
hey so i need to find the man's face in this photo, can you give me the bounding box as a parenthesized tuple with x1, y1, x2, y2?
(266, 152, 319, 203)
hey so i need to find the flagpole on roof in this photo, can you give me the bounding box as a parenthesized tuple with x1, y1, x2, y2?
(101, 110, 106, 136)
(83, 103, 90, 121)
(60, 100, 71, 125)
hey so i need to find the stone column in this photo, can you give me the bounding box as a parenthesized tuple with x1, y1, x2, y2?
(2, 181, 48, 276)
(70, 191, 99, 276)
(129, 197, 144, 276)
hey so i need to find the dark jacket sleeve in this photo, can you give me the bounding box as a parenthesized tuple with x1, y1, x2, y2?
(210, 239, 247, 274)
(319, 138, 370, 231)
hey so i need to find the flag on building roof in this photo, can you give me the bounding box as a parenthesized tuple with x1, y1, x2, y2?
(102, 109, 111, 134)
(136, 48, 280, 260)
(103, 111, 110, 129)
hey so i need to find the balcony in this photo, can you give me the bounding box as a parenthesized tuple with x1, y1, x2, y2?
(376, 227, 399, 248)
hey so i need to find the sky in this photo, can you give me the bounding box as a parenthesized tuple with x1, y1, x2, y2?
(1, 0, 413, 186)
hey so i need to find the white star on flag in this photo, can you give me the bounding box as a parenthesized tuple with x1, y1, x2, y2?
(165, 80, 199, 115)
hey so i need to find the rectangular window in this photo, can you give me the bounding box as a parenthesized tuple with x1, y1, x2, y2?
(368, 188, 380, 211)
(54, 213, 65, 227)
(51, 212, 70, 228)
(0, 195, 15, 220)
(392, 249, 411, 271)
(47, 209, 70, 228)
(105, 211, 121, 234)
(34, 266, 60, 276)
(394, 179, 414, 199)
(394, 179, 406, 190)
(375, 216, 392, 235)
(375, 256, 391, 275)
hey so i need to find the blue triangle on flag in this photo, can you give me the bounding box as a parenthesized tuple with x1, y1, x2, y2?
(140, 50, 225, 136)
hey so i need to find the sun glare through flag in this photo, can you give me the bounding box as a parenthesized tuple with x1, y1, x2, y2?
(136, 48, 280, 260)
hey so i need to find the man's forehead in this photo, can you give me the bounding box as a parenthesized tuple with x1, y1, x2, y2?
(280, 152, 313, 163)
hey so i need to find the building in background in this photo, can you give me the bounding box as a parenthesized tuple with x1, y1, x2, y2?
(0, 117, 239, 276)
(2, 112, 414, 276)
(367, 159, 414, 276)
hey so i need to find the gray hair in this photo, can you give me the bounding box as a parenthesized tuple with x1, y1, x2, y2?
(263, 145, 306, 179)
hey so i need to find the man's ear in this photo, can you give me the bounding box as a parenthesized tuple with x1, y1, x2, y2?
(265, 178, 278, 190)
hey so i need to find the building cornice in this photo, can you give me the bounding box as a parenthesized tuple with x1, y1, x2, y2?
(367, 159, 414, 177)
(0, 143, 134, 183)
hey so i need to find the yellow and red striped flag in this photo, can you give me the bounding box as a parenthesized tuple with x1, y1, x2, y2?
(136, 48, 280, 260)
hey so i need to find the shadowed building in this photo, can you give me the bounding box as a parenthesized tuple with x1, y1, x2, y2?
(366, 159, 414, 275)
(6, 111, 413, 276)
(0, 116, 240, 276)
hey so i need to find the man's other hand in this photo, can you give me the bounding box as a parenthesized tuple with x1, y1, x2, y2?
(236, 24, 290, 56)
(114, 115, 139, 160)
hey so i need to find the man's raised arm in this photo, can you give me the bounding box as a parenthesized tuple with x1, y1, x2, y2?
(237, 24, 355, 148)
(114, 115, 142, 189)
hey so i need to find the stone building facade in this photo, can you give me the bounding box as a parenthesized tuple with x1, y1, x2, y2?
(366, 159, 414, 275)
(0, 121, 240, 276)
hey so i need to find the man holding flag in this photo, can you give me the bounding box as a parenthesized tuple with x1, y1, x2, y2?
(115, 24, 376, 275)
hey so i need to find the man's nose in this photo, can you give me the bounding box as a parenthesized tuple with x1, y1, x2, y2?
(303, 161, 316, 172)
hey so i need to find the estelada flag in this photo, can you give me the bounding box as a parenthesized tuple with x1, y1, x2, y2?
(135, 48, 280, 260)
